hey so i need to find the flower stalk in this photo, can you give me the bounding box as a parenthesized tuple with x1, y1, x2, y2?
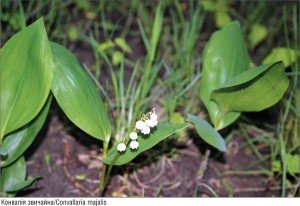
(98, 108, 158, 196)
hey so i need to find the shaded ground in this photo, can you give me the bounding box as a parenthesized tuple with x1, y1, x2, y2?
(16, 6, 295, 196)
(2, 0, 299, 198)
(20, 106, 282, 197)
(20, 38, 284, 198)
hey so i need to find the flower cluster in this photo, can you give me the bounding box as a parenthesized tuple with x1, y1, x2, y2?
(117, 108, 158, 152)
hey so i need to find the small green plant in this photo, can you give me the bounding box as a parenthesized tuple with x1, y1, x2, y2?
(0, 7, 226, 196)
(1, 1, 297, 198)
(200, 21, 290, 131)
(200, 0, 232, 28)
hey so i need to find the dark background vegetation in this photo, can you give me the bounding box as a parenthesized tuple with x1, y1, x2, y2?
(1, 0, 299, 197)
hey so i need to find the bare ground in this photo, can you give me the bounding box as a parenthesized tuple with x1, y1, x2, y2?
(20, 106, 283, 197)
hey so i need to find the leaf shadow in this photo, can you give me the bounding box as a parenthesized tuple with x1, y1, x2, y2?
(23, 107, 52, 161)
(110, 133, 187, 177)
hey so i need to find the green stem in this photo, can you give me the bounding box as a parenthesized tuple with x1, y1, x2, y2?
(98, 136, 129, 196)
(98, 153, 121, 197)
(279, 132, 287, 197)
(214, 111, 224, 131)
(0, 134, 3, 165)
(103, 153, 120, 185)
(98, 142, 109, 196)
(98, 164, 107, 194)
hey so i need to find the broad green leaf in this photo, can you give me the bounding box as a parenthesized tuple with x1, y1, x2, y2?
(0, 148, 8, 156)
(112, 51, 124, 65)
(248, 24, 268, 49)
(104, 123, 188, 165)
(50, 43, 111, 142)
(215, 0, 231, 28)
(215, 0, 229, 11)
(200, 21, 249, 130)
(170, 112, 185, 124)
(215, 11, 231, 28)
(187, 114, 226, 152)
(200, 1, 216, 11)
(0, 18, 53, 140)
(4, 177, 41, 193)
(272, 154, 300, 175)
(211, 62, 289, 112)
(170, 113, 186, 140)
(272, 161, 281, 172)
(114, 37, 132, 53)
(286, 154, 300, 174)
(1, 96, 51, 167)
(201, 0, 231, 28)
(263, 47, 299, 68)
(0, 156, 26, 192)
(75, 0, 91, 10)
(67, 26, 79, 41)
(98, 40, 115, 52)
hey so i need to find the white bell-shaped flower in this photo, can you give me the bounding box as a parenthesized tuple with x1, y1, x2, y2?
(151, 119, 158, 127)
(129, 132, 138, 140)
(141, 126, 151, 135)
(145, 119, 157, 128)
(150, 113, 158, 121)
(130, 140, 139, 149)
(117, 143, 126, 152)
(135, 120, 146, 130)
(145, 119, 154, 128)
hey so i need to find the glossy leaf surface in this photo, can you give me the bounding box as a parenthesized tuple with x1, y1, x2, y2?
(51, 43, 111, 142)
(0, 18, 53, 139)
(0, 156, 26, 192)
(4, 177, 41, 193)
(211, 62, 289, 112)
(263, 47, 299, 68)
(187, 114, 226, 152)
(1, 96, 51, 167)
(248, 24, 267, 49)
(104, 123, 188, 165)
(200, 21, 249, 130)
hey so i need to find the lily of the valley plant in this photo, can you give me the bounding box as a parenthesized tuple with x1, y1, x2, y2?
(117, 108, 158, 152)
(0, 10, 291, 197)
(0, 18, 218, 196)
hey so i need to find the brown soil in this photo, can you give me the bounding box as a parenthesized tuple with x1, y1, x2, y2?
(19, 105, 283, 197)
(19, 38, 286, 198)
(3, 0, 299, 198)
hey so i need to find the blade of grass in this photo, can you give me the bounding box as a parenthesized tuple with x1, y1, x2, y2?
(17, 0, 26, 29)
